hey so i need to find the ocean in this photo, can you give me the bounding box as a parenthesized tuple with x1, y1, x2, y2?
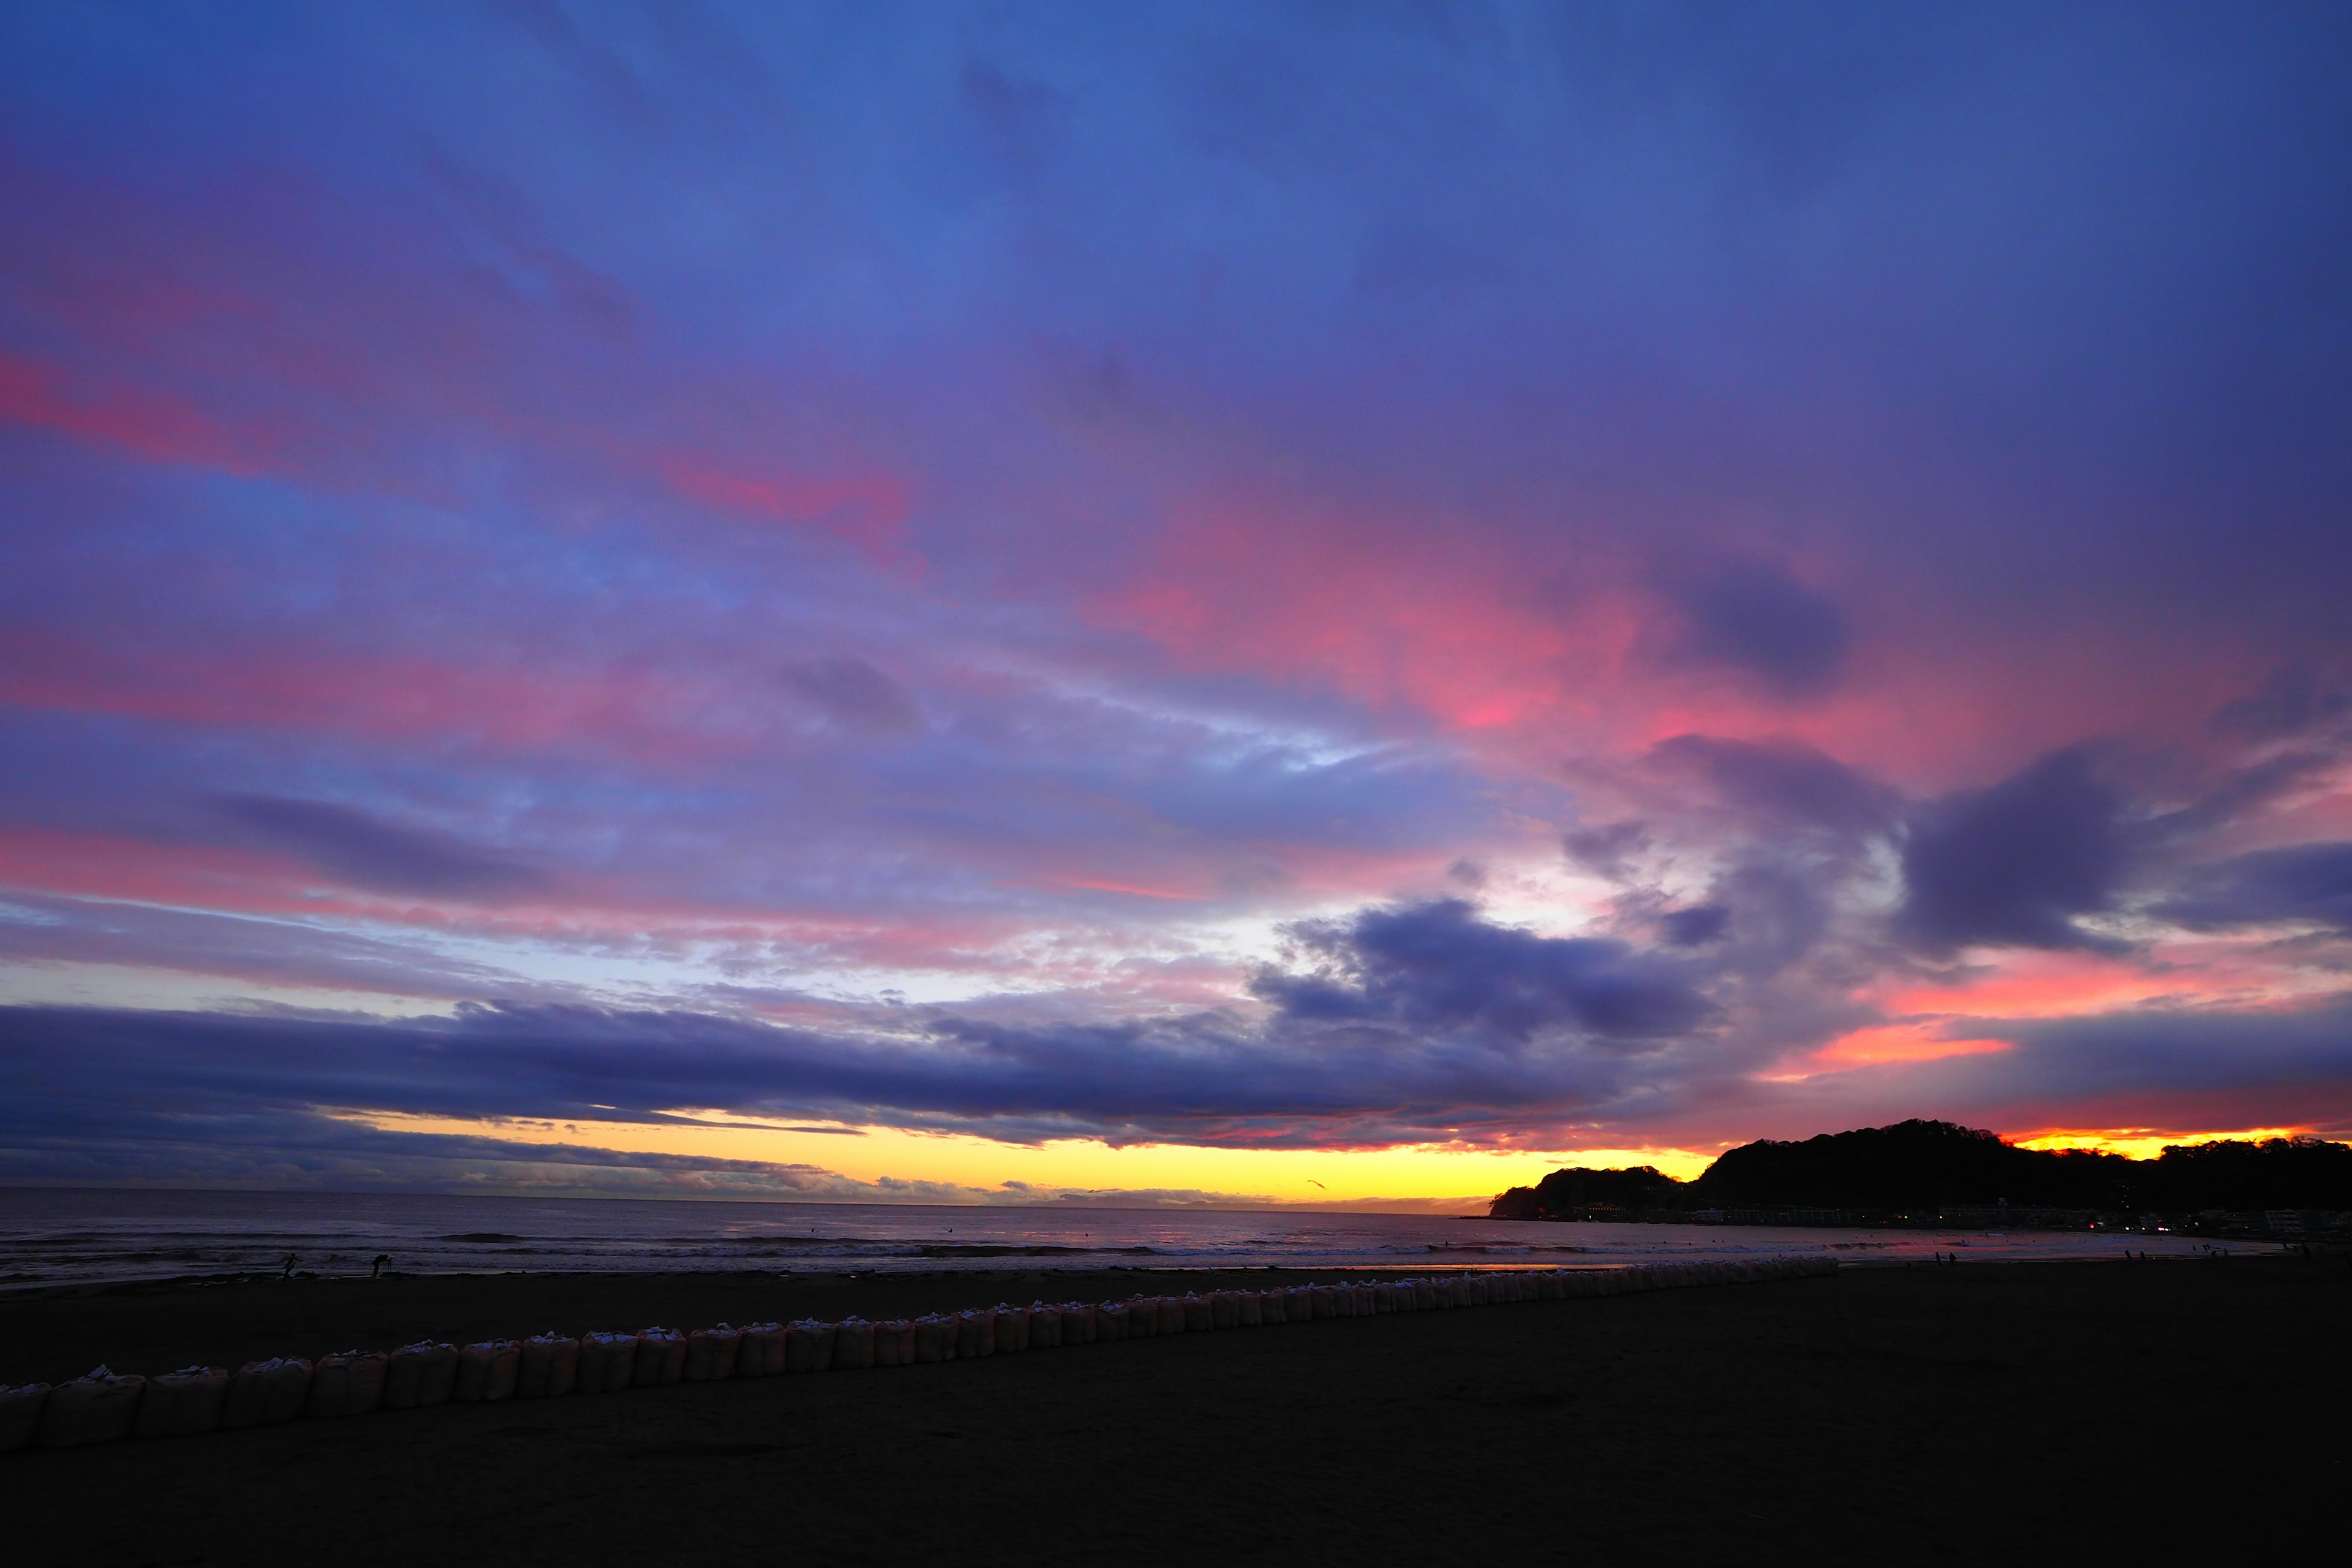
(0, 1187, 2233, 1290)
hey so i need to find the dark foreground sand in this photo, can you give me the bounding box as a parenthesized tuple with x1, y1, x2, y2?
(4, 1258, 2345, 1564)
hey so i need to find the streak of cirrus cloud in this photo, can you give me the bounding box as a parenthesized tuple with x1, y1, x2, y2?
(2, 3, 2351, 1202)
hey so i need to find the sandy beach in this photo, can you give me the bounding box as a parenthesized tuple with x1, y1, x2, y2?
(4, 1256, 2343, 1563)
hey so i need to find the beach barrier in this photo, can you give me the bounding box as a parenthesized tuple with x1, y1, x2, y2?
(519, 1333, 581, 1398)
(453, 1340, 521, 1403)
(575, 1332, 635, 1394)
(306, 1350, 387, 1418)
(685, 1325, 741, 1381)
(134, 1366, 227, 1439)
(2, 1383, 49, 1452)
(38, 1368, 145, 1449)
(0, 1256, 1839, 1454)
(738, 1322, 786, 1377)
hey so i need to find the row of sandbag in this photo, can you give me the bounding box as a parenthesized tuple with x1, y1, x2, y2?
(1, 1255, 1838, 1452)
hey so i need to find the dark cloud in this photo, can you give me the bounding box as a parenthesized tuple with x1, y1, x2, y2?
(1646, 734, 1899, 836)
(216, 796, 545, 898)
(782, 657, 921, 733)
(1896, 750, 2131, 953)
(1657, 563, 1851, 698)
(1564, 820, 1650, 880)
(2155, 842, 2352, 933)
(2209, 663, 2352, 742)
(0, 900, 1715, 1158)
(1660, 905, 1731, 946)
(1255, 899, 1710, 1042)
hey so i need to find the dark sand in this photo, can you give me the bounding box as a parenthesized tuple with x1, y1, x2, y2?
(4, 1258, 2344, 1564)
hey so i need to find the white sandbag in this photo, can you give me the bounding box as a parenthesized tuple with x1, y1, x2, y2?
(307, 1350, 387, 1417)
(953, 1310, 993, 1360)
(573, 1332, 636, 1394)
(994, 1305, 1031, 1354)
(306, 1352, 350, 1419)
(1123, 1297, 1156, 1339)
(1330, 1285, 1357, 1319)
(1207, 1291, 1238, 1330)
(629, 1329, 684, 1388)
(913, 1315, 955, 1363)
(787, 1319, 837, 1373)
(222, 1357, 312, 1429)
(1156, 1297, 1186, 1335)
(0, 1383, 47, 1453)
(134, 1366, 226, 1439)
(344, 1349, 386, 1414)
(737, 1322, 786, 1377)
(873, 1320, 914, 1368)
(383, 1342, 456, 1408)
(1256, 1289, 1286, 1325)
(1234, 1291, 1263, 1327)
(1058, 1302, 1096, 1345)
(1094, 1302, 1128, 1343)
(519, 1333, 581, 1398)
(454, 1340, 521, 1403)
(1308, 1286, 1337, 1321)
(1182, 1295, 1213, 1332)
(39, 1367, 145, 1448)
(832, 1318, 876, 1371)
(684, 1324, 742, 1382)
(1027, 1304, 1062, 1349)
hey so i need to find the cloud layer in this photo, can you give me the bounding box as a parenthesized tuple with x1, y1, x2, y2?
(4, 4, 2352, 1191)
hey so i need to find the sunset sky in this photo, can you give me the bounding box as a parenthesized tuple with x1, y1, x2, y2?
(4, 4, 2351, 1208)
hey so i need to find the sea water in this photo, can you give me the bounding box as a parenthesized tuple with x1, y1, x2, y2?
(0, 1187, 2232, 1290)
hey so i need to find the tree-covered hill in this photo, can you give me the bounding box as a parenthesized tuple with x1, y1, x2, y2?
(1490, 1120, 2352, 1221)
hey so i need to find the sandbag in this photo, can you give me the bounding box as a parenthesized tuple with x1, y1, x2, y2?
(1124, 1297, 1156, 1339)
(1536, 1272, 1563, 1301)
(383, 1342, 456, 1408)
(1257, 1290, 1286, 1325)
(1234, 1290, 1263, 1327)
(953, 1310, 993, 1360)
(1094, 1303, 1128, 1343)
(519, 1333, 581, 1398)
(787, 1320, 837, 1373)
(873, 1320, 914, 1368)
(737, 1322, 787, 1378)
(454, 1340, 521, 1403)
(685, 1324, 742, 1382)
(307, 1350, 387, 1417)
(1156, 1297, 1186, 1335)
(629, 1329, 684, 1388)
(1327, 1285, 1354, 1319)
(832, 1318, 876, 1371)
(222, 1357, 312, 1429)
(1058, 1303, 1095, 1346)
(306, 1352, 351, 1419)
(40, 1367, 145, 1448)
(134, 1366, 227, 1439)
(574, 1332, 636, 1394)
(0, 1383, 47, 1453)
(1210, 1291, 1239, 1330)
(1027, 1305, 1061, 1349)
(1287, 1286, 1319, 1321)
(1182, 1295, 1213, 1333)
(913, 1315, 955, 1363)
(994, 1305, 1030, 1354)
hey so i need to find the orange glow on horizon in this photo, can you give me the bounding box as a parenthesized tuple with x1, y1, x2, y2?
(2012, 1126, 2316, 1161)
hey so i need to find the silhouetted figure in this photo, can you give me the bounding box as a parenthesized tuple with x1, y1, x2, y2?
(371, 1253, 391, 1278)
(279, 1252, 298, 1280)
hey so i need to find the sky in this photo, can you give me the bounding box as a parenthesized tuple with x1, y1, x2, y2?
(4, 2, 2351, 1210)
